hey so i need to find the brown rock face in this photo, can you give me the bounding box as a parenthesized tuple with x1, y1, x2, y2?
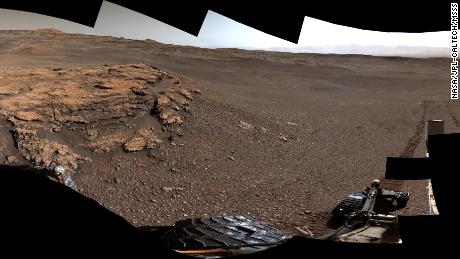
(123, 137, 146, 152)
(15, 111, 42, 121)
(159, 110, 183, 125)
(35, 28, 64, 34)
(13, 126, 90, 171)
(156, 95, 171, 106)
(123, 128, 162, 152)
(0, 63, 199, 170)
(88, 132, 129, 153)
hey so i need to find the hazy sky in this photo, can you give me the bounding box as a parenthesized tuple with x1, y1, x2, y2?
(0, 1, 450, 57)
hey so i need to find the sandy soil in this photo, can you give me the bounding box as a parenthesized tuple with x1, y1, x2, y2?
(0, 30, 456, 236)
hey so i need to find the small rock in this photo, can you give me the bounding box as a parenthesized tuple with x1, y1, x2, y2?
(52, 125, 61, 132)
(304, 210, 312, 215)
(131, 87, 147, 96)
(226, 156, 235, 161)
(279, 134, 288, 141)
(179, 89, 192, 100)
(170, 168, 177, 172)
(161, 186, 173, 192)
(156, 95, 170, 106)
(15, 111, 41, 121)
(258, 127, 268, 133)
(184, 106, 191, 113)
(239, 120, 253, 129)
(113, 178, 121, 184)
(160, 111, 183, 125)
(183, 214, 189, 217)
(123, 137, 146, 152)
(285, 121, 297, 126)
(6, 155, 18, 163)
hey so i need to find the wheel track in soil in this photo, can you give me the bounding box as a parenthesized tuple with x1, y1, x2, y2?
(399, 101, 428, 159)
(382, 101, 429, 192)
(445, 101, 460, 128)
(385, 100, 458, 202)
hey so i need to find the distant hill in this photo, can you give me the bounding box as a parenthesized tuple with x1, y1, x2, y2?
(35, 28, 64, 34)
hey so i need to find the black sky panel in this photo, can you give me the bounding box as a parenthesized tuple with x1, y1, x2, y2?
(0, 1, 451, 43)
(1, 0, 104, 27)
(209, 3, 305, 43)
(300, 2, 450, 33)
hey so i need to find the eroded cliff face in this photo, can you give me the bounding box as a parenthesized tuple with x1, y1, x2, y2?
(0, 63, 200, 171)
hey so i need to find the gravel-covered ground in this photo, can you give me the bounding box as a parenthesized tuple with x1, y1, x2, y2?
(0, 30, 455, 237)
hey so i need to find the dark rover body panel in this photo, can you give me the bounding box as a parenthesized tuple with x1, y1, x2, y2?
(332, 188, 409, 219)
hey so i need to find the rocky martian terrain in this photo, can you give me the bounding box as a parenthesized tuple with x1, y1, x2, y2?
(0, 29, 456, 237)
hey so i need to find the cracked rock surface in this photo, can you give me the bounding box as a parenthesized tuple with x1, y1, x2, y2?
(0, 63, 199, 171)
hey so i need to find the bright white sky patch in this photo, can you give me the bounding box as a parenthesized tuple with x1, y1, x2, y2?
(198, 11, 296, 49)
(95, 1, 204, 47)
(0, 8, 96, 34)
(298, 16, 448, 47)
